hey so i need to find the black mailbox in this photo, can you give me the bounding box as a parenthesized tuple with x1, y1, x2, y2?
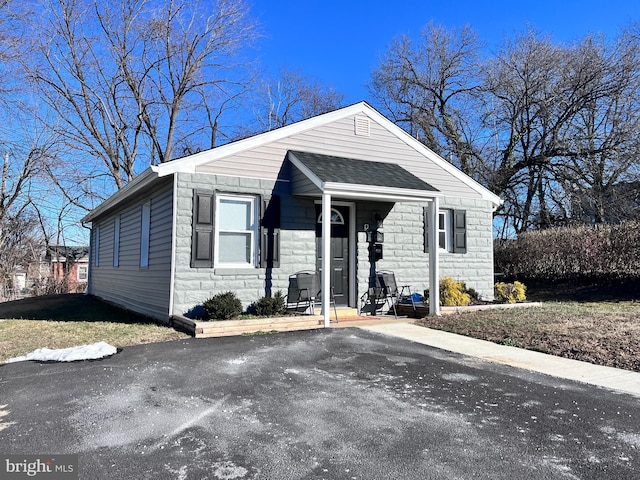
(369, 243, 383, 262)
(366, 231, 384, 243)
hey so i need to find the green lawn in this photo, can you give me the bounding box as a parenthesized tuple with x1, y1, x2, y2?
(0, 294, 189, 362)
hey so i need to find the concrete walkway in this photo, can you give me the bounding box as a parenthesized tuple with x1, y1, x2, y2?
(359, 321, 640, 398)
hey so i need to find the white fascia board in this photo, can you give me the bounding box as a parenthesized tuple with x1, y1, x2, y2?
(81, 166, 161, 224)
(359, 105, 503, 206)
(155, 103, 371, 177)
(323, 182, 442, 203)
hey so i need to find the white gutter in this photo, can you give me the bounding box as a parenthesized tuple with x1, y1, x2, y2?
(81, 166, 160, 224)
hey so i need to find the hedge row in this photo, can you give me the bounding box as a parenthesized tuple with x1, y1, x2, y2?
(494, 222, 640, 281)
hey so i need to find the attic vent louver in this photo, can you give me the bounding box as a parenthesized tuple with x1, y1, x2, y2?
(354, 116, 370, 137)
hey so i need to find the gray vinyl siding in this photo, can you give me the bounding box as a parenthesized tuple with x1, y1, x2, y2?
(290, 164, 320, 195)
(195, 115, 481, 199)
(88, 180, 174, 321)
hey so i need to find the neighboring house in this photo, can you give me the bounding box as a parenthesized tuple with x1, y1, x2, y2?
(46, 246, 90, 293)
(81, 102, 501, 325)
(1, 246, 89, 301)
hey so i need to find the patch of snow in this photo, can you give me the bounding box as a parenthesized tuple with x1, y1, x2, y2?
(4, 341, 117, 363)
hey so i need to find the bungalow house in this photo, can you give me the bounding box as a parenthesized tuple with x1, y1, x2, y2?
(81, 102, 501, 326)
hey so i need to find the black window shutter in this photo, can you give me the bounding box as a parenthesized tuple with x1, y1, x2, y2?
(453, 210, 467, 254)
(423, 207, 429, 253)
(260, 195, 281, 268)
(191, 190, 215, 267)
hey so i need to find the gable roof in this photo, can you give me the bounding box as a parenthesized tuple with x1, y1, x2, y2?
(152, 102, 500, 204)
(83, 102, 500, 223)
(289, 151, 439, 192)
(289, 151, 440, 202)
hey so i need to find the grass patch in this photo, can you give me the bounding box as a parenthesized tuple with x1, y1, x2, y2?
(0, 294, 189, 362)
(417, 300, 640, 372)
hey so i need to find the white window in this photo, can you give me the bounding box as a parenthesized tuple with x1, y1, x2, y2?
(140, 201, 151, 268)
(113, 216, 120, 267)
(215, 195, 258, 267)
(438, 210, 451, 251)
(78, 264, 88, 282)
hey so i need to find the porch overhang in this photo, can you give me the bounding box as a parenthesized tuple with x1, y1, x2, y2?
(288, 151, 442, 325)
(288, 150, 442, 203)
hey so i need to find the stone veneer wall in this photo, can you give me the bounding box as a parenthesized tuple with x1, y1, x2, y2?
(173, 172, 495, 316)
(356, 198, 495, 303)
(172, 173, 319, 316)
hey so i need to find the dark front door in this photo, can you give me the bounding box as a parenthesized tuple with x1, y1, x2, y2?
(315, 205, 350, 306)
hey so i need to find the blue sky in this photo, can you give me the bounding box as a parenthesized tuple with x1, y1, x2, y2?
(256, 0, 639, 103)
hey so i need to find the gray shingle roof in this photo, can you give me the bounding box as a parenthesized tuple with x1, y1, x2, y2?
(289, 151, 439, 192)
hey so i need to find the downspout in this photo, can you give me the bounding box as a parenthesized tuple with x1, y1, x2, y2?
(321, 192, 331, 327)
(428, 197, 441, 316)
(85, 223, 93, 296)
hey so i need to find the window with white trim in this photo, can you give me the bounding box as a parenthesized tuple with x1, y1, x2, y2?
(438, 210, 451, 251)
(78, 264, 88, 282)
(215, 194, 258, 267)
(424, 208, 467, 254)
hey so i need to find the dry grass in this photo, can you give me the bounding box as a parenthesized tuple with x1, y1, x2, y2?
(417, 300, 640, 372)
(0, 294, 189, 363)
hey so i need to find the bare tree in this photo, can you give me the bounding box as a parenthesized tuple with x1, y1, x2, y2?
(369, 23, 484, 175)
(371, 24, 640, 234)
(28, 0, 259, 190)
(249, 67, 345, 133)
(484, 30, 640, 231)
(0, 208, 44, 300)
(556, 30, 640, 224)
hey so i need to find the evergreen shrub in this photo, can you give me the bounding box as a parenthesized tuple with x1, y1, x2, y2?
(250, 291, 286, 317)
(203, 291, 243, 320)
(494, 281, 527, 304)
(439, 277, 472, 306)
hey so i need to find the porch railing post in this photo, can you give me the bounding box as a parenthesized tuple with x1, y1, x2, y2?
(428, 197, 441, 316)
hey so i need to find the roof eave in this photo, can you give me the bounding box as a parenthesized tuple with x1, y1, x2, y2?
(81, 167, 161, 224)
(323, 182, 442, 203)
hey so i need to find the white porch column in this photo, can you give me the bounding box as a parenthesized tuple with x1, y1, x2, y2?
(321, 192, 331, 327)
(428, 197, 441, 316)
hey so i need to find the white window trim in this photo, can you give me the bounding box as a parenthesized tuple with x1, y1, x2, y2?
(438, 210, 453, 252)
(214, 194, 258, 268)
(317, 207, 345, 225)
(140, 201, 151, 268)
(77, 264, 88, 282)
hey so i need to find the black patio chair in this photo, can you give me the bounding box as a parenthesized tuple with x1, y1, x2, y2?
(286, 270, 317, 314)
(359, 270, 414, 319)
(285, 271, 338, 321)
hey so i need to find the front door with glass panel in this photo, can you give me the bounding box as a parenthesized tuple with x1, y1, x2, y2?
(315, 205, 350, 306)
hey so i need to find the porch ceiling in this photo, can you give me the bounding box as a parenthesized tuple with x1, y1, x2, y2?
(288, 151, 441, 202)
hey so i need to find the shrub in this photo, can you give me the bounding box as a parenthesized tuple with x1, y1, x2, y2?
(250, 291, 286, 317)
(494, 221, 640, 282)
(494, 281, 527, 304)
(202, 291, 243, 320)
(439, 277, 471, 306)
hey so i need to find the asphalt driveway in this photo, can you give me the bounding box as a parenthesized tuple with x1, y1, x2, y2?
(1, 328, 639, 479)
